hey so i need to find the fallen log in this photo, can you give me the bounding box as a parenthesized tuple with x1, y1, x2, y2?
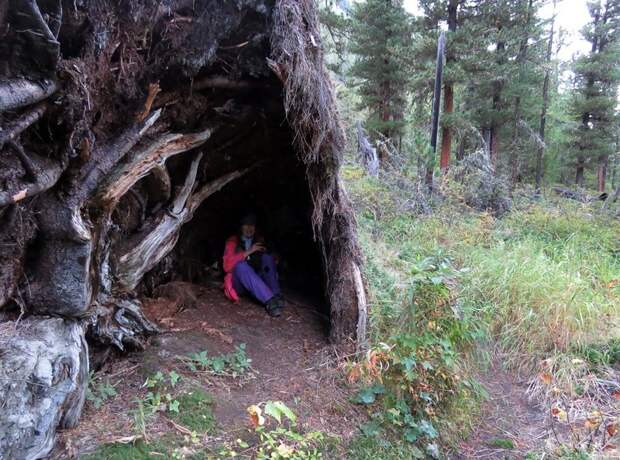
(0, 317, 88, 460)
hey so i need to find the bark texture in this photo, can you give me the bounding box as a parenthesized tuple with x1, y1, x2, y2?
(0, 318, 88, 460)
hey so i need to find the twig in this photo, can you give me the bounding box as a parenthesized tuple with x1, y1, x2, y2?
(162, 415, 193, 436)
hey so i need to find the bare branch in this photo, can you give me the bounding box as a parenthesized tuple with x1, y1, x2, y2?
(96, 127, 211, 209)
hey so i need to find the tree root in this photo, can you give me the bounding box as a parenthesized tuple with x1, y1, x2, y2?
(0, 78, 58, 112)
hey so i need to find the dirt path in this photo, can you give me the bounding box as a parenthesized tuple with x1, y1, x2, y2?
(55, 282, 361, 457)
(454, 358, 550, 459)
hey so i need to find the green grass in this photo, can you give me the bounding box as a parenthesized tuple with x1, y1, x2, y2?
(170, 388, 216, 433)
(346, 435, 429, 460)
(356, 194, 620, 371)
(487, 438, 515, 449)
(344, 169, 620, 456)
(83, 440, 170, 460)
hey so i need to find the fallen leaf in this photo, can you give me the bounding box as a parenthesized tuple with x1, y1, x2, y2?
(539, 372, 552, 385)
(551, 406, 567, 422)
(606, 279, 619, 289)
(612, 390, 620, 400)
(347, 365, 361, 384)
(247, 405, 265, 428)
(606, 423, 618, 437)
(276, 443, 294, 457)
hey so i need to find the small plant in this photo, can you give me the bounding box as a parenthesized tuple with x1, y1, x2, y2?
(347, 256, 480, 456)
(218, 401, 334, 459)
(142, 371, 182, 415)
(181, 343, 252, 378)
(86, 371, 118, 409)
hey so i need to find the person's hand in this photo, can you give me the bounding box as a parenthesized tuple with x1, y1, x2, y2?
(246, 243, 266, 256)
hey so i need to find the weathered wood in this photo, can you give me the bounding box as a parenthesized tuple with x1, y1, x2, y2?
(0, 79, 57, 113)
(0, 154, 64, 207)
(27, 112, 162, 316)
(356, 121, 378, 177)
(75, 110, 161, 201)
(115, 156, 252, 290)
(89, 296, 158, 350)
(0, 317, 88, 460)
(0, 206, 36, 309)
(0, 103, 47, 147)
(97, 128, 212, 208)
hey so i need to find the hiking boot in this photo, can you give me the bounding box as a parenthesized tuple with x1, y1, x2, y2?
(274, 293, 285, 306)
(266, 298, 282, 317)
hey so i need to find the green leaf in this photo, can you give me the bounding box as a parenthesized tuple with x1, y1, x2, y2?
(354, 388, 377, 405)
(264, 401, 282, 423)
(264, 401, 297, 424)
(169, 371, 181, 387)
(360, 420, 382, 437)
(168, 400, 180, 413)
(419, 420, 438, 438)
(404, 427, 420, 443)
(274, 401, 297, 423)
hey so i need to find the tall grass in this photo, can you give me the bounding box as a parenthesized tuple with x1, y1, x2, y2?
(348, 166, 620, 371)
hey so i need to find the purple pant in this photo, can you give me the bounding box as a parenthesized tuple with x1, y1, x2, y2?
(233, 253, 280, 304)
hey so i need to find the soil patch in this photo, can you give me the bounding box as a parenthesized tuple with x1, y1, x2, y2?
(453, 357, 548, 459)
(55, 282, 362, 457)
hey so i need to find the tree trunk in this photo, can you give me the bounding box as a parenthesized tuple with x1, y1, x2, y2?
(440, 0, 458, 174)
(440, 84, 453, 173)
(536, 0, 556, 193)
(597, 154, 608, 192)
(576, 156, 586, 187)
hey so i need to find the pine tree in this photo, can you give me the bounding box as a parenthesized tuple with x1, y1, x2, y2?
(458, 0, 544, 172)
(571, 0, 620, 190)
(349, 0, 412, 160)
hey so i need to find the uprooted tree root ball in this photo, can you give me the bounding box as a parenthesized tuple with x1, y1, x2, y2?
(0, 1, 366, 457)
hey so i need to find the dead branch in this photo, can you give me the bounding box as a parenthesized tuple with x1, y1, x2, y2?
(114, 153, 204, 289)
(96, 128, 211, 209)
(136, 82, 161, 121)
(76, 109, 161, 200)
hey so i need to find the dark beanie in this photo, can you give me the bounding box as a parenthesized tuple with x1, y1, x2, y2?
(240, 213, 257, 225)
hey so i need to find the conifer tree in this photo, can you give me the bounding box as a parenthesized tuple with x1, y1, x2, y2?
(571, 0, 620, 190)
(349, 0, 412, 160)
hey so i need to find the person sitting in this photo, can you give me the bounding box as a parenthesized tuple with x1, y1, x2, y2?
(222, 213, 283, 317)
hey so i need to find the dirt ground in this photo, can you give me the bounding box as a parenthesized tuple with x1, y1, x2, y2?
(453, 358, 549, 459)
(453, 355, 620, 459)
(54, 282, 362, 458)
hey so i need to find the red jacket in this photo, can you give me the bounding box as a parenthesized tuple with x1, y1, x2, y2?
(222, 235, 246, 301)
